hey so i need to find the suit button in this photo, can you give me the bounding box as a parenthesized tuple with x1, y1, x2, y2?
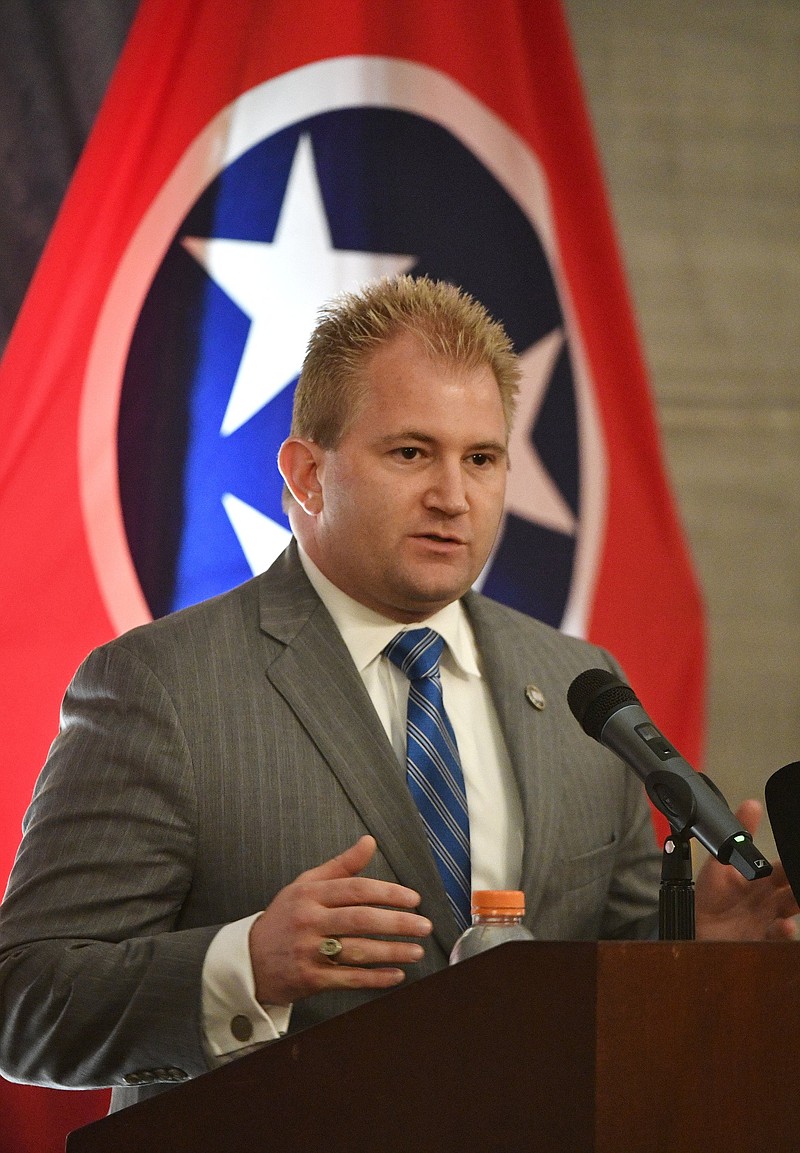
(231, 1014, 254, 1042)
(123, 1070, 155, 1084)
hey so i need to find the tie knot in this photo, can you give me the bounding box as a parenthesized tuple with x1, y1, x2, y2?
(385, 628, 445, 682)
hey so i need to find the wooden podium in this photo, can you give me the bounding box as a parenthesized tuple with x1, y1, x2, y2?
(67, 941, 800, 1152)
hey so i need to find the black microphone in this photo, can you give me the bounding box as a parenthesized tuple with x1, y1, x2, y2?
(765, 761, 800, 905)
(567, 668, 772, 882)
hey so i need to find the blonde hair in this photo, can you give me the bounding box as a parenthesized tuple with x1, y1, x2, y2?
(290, 275, 520, 447)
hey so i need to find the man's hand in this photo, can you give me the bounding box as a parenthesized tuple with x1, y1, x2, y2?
(249, 835, 433, 1005)
(695, 799, 799, 941)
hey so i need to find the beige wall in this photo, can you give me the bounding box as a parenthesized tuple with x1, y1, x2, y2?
(564, 1, 800, 856)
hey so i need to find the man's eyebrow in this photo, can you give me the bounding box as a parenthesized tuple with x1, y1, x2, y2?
(374, 429, 436, 446)
(469, 440, 508, 456)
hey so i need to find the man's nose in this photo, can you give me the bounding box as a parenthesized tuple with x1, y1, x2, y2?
(423, 461, 469, 515)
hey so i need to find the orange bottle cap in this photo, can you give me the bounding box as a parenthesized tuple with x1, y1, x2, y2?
(471, 890, 526, 916)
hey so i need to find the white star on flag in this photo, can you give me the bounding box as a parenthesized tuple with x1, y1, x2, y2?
(181, 132, 415, 571)
(506, 327, 576, 535)
(183, 133, 415, 437)
(473, 327, 575, 593)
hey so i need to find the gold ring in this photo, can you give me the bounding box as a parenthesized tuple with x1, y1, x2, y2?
(319, 936, 343, 962)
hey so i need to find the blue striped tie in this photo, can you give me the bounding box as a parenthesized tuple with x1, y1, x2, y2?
(385, 628, 471, 932)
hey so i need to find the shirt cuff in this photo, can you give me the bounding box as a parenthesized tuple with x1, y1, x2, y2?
(202, 914, 292, 1064)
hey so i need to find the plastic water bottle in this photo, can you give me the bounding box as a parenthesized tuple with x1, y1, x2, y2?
(449, 890, 534, 964)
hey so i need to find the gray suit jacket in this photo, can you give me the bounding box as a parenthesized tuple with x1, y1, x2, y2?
(0, 542, 659, 1109)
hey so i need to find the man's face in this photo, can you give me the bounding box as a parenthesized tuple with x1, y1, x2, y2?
(291, 334, 509, 622)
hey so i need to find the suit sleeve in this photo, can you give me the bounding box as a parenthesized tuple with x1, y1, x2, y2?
(0, 641, 219, 1089)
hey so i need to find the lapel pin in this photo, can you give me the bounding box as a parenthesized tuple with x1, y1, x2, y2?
(525, 684, 546, 711)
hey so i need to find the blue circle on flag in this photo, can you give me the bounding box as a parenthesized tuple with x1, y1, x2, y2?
(118, 106, 579, 625)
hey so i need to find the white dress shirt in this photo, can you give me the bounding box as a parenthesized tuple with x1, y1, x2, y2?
(202, 546, 523, 1062)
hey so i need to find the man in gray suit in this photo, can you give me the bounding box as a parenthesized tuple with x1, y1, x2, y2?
(0, 276, 795, 1111)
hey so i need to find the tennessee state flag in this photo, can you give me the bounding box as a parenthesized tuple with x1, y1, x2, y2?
(0, 0, 705, 1148)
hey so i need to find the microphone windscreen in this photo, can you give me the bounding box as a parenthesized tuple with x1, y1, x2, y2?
(567, 668, 638, 741)
(765, 761, 800, 905)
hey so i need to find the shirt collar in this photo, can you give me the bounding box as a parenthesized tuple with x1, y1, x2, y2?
(297, 544, 481, 677)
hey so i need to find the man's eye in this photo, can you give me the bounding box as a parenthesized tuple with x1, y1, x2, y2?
(470, 453, 491, 466)
(398, 446, 419, 460)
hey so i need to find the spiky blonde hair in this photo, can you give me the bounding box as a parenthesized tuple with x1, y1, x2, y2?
(290, 275, 520, 447)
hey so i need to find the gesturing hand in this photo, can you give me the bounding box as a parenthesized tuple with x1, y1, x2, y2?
(248, 835, 433, 1006)
(695, 800, 799, 941)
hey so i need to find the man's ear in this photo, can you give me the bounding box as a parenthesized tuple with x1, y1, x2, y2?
(278, 437, 324, 514)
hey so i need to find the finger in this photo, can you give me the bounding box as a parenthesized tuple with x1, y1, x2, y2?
(733, 798, 763, 838)
(766, 917, 799, 942)
(297, 835, 378, 884)
(768, 866, 800, 911)
(310, 874, 424, 912)
(297, 838, 425, 912)
(324, 937, 427, 968)
(261, 941, 411, 1001)
(318, 964, 409, 991)
(322, 904, 433, 940)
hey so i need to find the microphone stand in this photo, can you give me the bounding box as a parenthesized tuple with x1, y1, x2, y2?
(659, 826, 696, 941)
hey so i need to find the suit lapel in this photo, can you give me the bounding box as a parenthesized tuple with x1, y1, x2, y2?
(256, 545, 458, 952)
(465, 593, 563, 926)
